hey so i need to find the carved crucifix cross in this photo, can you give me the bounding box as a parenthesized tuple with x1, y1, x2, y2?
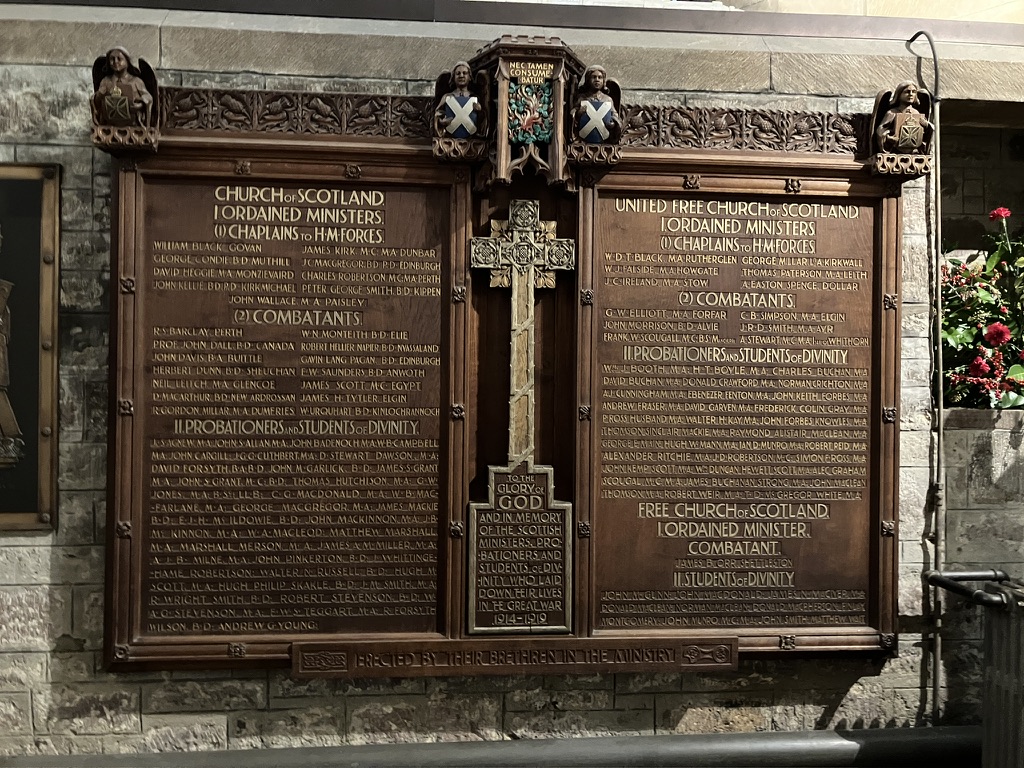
(469, 200, 575, 468)
(467, 199, 576, 635)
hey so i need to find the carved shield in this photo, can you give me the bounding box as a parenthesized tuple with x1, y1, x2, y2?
(895, 113, 925, 152)
(577, 98, 616, 144)
(442, 94, 479, 139)
(104, 92, 132, 124)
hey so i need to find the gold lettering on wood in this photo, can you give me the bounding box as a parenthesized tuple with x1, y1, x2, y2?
(594, 193, 874, 630)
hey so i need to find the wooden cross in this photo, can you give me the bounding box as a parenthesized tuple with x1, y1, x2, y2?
(470, 200, 575, 468)
(467, 200, 575, 635)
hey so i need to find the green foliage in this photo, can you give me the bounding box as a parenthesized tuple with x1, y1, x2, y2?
(942, 212, 1024, 408)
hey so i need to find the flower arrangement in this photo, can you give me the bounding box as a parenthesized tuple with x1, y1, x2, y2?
(942, 207, 1024, 408)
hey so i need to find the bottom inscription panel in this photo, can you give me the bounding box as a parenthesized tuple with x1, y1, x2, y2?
(294, 637, 738, 677)
(468, 464, 572, 634)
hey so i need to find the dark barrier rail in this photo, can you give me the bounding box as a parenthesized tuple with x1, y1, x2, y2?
(928, 570, 1024, 768)
(925, 570, 1009, 607)
(0, 726, 981, 768)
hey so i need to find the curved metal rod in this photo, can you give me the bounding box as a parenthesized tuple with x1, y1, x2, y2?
(906, 27, 943, 725)
(927, 569, 1010, 582)
(907, 30, 940, 99)
(924, 570, 1009, 607)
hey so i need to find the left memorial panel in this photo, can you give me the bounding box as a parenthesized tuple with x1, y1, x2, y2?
(107, 153, 457, 667)
(0, 166, 59, 530)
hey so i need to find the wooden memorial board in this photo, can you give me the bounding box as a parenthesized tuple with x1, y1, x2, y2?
(107, 147, 457, 665)
(580, 163, 899, 653)
(106, 64, 898, 674)
(0, 166, 59, 530)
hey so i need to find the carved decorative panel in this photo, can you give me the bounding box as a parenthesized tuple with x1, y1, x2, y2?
(159, 87, 871, 156)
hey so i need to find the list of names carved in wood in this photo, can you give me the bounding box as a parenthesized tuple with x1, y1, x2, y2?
(593, 194, 875, 632)
(137, 179, 447, 637)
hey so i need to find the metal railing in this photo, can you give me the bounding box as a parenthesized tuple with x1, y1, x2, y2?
(927, 570, 1024, 768)
(0, 727, 982, 768)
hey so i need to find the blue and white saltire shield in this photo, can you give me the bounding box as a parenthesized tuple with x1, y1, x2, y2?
(443, 94, 480, 139)
(577, 98, 614, 144)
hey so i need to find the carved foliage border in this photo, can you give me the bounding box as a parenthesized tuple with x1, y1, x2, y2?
(621, 104, 868, 155)
(161, 88, 432, 139)
(162, 87, 869, 154)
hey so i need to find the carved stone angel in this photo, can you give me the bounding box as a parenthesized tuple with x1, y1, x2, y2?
(869, 81, 933, 176)
(91, 46, 159, 151)
(872, 81, 934, 156)
(571, 65, 622, 145)
(93, 47, 156, 128)
(431, 61, 490, 162)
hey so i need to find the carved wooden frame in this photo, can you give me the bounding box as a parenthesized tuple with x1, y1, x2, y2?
(105, 81, 899, 674)
(105, 138, 465, 669)
(160, 87, 871, 158)
(577, 151, 900, 654)
(0, 165, 59, 530)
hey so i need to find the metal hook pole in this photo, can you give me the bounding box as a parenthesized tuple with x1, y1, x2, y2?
(907, 27, 943, 727)
(907, 30, 941, 100)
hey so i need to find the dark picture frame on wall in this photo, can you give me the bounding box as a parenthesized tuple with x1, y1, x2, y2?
(0, 165, 60, 530)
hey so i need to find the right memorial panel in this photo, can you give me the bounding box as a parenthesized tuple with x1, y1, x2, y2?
(592, 183, 896, 651)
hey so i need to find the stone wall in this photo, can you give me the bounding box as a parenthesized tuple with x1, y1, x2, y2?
(723, 0, 1024, 24)
(941, 409, 1024, 720)
(945, 410, 1024, 572)
(0, 2, 1018, 756)
(942, 126, 1024, 251)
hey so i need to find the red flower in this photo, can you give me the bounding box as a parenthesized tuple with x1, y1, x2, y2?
(969, 356, 991, 376)
(990, 207, 1012, 220)
(984, 322, 1012, 346)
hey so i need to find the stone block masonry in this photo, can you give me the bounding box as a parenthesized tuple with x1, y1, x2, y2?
(0, 1, 1014, 754)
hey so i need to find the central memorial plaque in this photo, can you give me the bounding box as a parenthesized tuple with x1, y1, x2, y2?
(466, 199, 575, 636)
(468, 465, 572, 633)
